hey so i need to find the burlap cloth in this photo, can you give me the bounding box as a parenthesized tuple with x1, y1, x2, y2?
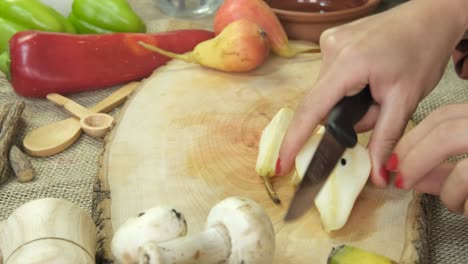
(0, 0, 466, 263)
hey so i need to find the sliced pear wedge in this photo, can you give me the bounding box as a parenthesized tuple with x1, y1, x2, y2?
(256, 107, 294, 203)
(295, 126, 371, 232)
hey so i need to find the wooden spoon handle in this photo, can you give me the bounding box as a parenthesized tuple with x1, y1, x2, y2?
(46, 94, 94, 119)
(90, 81, 139, 113)
(47, 82, 140, 118)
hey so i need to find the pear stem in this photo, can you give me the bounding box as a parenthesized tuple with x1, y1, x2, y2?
(275, 42, 321, 58)
(263, 176, 281, 204)
(138, 41, 194, 63)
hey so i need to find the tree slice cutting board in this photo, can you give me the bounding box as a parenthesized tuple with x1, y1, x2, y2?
(98, 53, 422, 263)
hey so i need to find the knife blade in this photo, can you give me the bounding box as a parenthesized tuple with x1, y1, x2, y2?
(284, 86, 373, 221)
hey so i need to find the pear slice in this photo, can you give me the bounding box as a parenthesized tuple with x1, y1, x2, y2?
(255, 107, 294, 203)
(256, 107, 293, 177)
(295, 126, 371, 232)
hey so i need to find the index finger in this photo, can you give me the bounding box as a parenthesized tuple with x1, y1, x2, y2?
(277, 63, 368, 176)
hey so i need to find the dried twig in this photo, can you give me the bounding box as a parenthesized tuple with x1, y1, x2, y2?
(0, 101, 26, 183)
(9, 145, 35, 182)
(0, 103, 12, 129)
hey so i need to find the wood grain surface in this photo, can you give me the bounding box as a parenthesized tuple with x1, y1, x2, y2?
(98, 52, 421, 263)
(0, 198, 96, 263)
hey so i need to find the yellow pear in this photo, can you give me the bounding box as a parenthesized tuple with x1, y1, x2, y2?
(328, 245, 397, 264)
(139, 19, 270, 72)
(256, 107, 372, 230)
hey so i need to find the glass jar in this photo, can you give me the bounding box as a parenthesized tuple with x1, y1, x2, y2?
(155, 0, 224, 18)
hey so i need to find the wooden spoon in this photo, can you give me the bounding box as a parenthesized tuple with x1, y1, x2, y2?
(47, 94, 115, 138)
(23, 82, 139, 157)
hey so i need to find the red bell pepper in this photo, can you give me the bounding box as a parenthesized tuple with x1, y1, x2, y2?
(3, 30, 214, 97)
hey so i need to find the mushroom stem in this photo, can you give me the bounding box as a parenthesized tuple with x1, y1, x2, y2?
(139, 224, 231, 264)
(111, 207, 188, 263)
(138, 197, 275, 264)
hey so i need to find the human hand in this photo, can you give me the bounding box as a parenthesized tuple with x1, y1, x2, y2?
(386, 104, 468, 217)
(277, 0, 468, 188)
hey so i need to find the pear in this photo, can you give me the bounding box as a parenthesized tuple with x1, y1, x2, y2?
(214, 0, 320, 58)
(295, 126, 371, 232)
(328, 245, 397, 264)
(255, 107, 294, 204)
(256, 107, 293, 177)
(139, 19, 269, 72)
(255, 107, 371, 227)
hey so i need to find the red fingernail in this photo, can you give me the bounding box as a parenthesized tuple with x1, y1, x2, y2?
(275, 158, 281, 175)
(385, 153, 399, 171)
(380, 167, 389, 184)
(394, 172, 404, 189)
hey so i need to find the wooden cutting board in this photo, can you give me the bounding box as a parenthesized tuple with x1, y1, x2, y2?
(98, 52, 422, 263)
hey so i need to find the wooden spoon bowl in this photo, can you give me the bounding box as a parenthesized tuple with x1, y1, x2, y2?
(47, 93, 115, 139)
(80, 113, 114, 138)
(23, 82, 139, 157)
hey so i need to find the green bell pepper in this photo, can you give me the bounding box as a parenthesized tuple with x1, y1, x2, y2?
(69, 0, 146, 34)
(0, 0, 76, 53)
(0, 51, 10, 79)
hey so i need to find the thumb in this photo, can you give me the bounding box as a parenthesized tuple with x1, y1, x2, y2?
(367, 94, 412, 188)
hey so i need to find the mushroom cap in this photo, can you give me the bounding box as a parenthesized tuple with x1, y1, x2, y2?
(111, 206, 187, 263)
(206, 197, 275, 264)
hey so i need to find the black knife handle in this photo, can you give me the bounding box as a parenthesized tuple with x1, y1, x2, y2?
(326, 85, 373, 148)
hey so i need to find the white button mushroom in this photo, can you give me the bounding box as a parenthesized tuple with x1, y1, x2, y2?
(111, 206, 188, 264)
(138, 197, 276, 264)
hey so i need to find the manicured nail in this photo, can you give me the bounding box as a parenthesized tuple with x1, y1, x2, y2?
(385, 153, 399, 171)
(275, 158, 281, 175)
(394, 172, 404, 189)
(379, 167, 389, 184)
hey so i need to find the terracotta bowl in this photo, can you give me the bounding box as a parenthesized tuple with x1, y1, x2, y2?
(265, 0, 381, 43)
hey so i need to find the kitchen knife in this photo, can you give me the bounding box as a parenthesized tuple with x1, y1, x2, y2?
(284, 86, 374, 221)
